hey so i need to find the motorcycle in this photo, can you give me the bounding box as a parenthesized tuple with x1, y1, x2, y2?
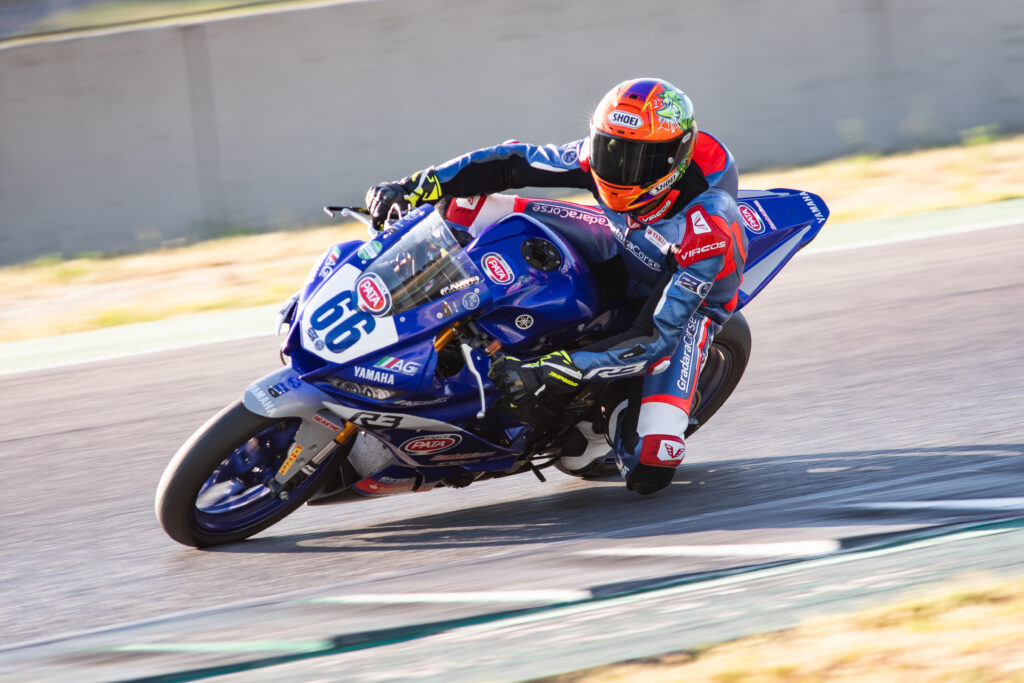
(156, 189, 829, 547)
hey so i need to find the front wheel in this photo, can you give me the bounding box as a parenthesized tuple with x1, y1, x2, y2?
(156, 401, 346, 547)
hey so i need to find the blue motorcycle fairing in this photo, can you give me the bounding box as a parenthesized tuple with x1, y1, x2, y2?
(734, 188, 830, 309)
(468, 213, 628, 353)
(274, 205, 625, 480)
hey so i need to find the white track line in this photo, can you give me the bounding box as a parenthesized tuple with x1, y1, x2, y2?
(848, 498, 1024, 511)
(577, 540, 841, 558)
(311, 590, 591, 605)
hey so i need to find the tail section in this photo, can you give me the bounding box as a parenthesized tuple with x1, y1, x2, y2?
(734, 188, 829, 309)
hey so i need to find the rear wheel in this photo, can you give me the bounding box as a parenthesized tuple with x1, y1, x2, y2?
(686, 311, 751, 437)
(155, 401, 347, 547)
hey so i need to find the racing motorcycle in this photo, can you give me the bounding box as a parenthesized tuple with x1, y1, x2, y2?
(156, 189, 829, 547)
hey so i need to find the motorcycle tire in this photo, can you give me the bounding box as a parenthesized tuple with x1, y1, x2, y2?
(685, 310, 751, 437)
(156, 400, 347, 547)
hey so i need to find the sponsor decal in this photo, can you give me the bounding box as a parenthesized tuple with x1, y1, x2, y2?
(288, 377, 301, 389)
(648, 175, 675, 198)
(639, 435, 685, 466)
(529, 202, 609, 227)
(266, 381, 291, 398)
(561, 145, 579, 165)
(393, 396, 449, 407)
(357, 240, 382, 260)
(753, 200, 778, 230)
(675, 271, 713, 298)
(250, 386, 276, 414)
(481, 253, 514, 284)
(374, 356, 421, 375)
(676, 240, 726, 266)
(644, 227, 670, 254)
(455, 196, 481, 210)
(582, 361, 647, 380)
(401, 434, 463, 455)
(354, 366, 396, 385)
(608, 110, 643, 129)
(278, 444, 303, 476)
(675, 315, 702, 393)
(440, 276, 480, 296)
(355, 273, 391, 315)
(738, 204, 764, 234)
(515, 314, 534, 330)
(318, 246, 342, 278)
(313, 414, 343, 432)
(462, 292, 480, 310)
(689, 209, 712, 235)
(622, 234, 663, 272)
(801, 192, 827, 224)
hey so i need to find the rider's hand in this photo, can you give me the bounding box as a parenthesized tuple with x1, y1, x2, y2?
(489, 351, 583, 407)
(365, 168, 443, 231)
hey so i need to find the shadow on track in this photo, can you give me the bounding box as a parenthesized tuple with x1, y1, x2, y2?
(200, 443, 1024, 554)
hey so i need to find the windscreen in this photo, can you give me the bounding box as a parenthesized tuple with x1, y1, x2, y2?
(361, 209, 480, 316)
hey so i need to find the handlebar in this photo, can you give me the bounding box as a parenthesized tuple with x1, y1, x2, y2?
(323, 205, 376, 238)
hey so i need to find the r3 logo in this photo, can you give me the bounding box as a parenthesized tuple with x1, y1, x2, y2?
(310, 291, 375, 353)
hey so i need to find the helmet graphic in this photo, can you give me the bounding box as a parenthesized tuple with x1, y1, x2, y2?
(587, 78, 697, 213)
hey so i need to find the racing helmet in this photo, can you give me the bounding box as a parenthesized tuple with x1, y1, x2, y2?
(587, 78, 697, 213)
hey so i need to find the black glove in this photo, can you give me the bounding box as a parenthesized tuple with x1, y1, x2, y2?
(365, 168, 443, 231)
(488, 351, 583, 408)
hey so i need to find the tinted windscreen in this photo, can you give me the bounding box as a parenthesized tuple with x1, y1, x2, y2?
(361, 209, 479, 316)
(589, 132, 688, 186)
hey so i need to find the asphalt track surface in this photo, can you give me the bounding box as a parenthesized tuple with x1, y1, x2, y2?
(1, 224, 1023, 680)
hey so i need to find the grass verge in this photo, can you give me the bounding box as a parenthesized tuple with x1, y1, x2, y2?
(1, 133, 1023, 343)
(542, 575, 1024, 682)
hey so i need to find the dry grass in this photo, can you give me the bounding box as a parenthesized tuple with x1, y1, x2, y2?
(1, 134, 1023, 343)
(544, 577, 1024, 683)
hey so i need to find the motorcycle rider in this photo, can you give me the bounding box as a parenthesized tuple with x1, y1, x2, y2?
(365, 78, 746, 494)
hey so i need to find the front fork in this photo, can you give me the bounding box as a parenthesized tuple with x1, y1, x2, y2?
(243, 367, 358, 497)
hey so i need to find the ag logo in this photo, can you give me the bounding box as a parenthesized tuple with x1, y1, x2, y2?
(738, 204, 764, 234)
(515, 314, 534, 330)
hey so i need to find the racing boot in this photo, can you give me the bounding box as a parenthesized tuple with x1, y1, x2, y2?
(555, 422, 613, 477)
(608, 399, 685, 495)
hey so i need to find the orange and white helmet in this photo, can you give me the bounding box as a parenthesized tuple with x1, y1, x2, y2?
(586, 78, 697, 213)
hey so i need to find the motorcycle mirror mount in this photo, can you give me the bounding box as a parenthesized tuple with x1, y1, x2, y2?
(324, 205, 376, 238)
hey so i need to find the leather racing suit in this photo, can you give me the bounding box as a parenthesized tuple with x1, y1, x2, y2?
(405, 132, 745, 486)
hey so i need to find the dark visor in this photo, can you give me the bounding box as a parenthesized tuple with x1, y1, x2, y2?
(589, 131, 691, 187)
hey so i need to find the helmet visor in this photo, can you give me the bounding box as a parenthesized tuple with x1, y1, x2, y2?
(589, 131, 691, 187)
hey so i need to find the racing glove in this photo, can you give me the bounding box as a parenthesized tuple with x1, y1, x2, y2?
(365, 168, 443, 231)
(488, 351, 583, 407)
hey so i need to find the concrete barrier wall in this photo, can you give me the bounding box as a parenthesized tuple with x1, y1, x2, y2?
(2, 0, 1022, 264)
